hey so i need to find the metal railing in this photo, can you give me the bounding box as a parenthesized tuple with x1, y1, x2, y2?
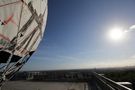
(93, 72, 132, 90)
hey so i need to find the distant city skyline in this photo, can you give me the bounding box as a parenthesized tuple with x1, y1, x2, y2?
(22, 0, 135, 70)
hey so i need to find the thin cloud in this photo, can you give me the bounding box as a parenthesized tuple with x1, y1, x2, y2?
(125, 24, 135, 32)
(129, 54, 135, 59)
(129, 25, 135, 30)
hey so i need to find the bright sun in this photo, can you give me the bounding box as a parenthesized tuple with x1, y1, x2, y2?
(108, 27, 125, 41)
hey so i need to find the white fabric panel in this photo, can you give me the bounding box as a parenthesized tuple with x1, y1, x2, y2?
(0, 0, 48, 56)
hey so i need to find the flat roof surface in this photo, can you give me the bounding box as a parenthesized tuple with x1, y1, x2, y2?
(2, 81, 88, 90)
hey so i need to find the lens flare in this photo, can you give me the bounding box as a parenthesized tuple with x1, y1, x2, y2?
(108, 27, 125, 41)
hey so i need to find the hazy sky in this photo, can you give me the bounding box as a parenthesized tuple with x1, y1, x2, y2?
(22, 0, 135, 70)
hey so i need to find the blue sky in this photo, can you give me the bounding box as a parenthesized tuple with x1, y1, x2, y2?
(23, 0, 135, 70)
